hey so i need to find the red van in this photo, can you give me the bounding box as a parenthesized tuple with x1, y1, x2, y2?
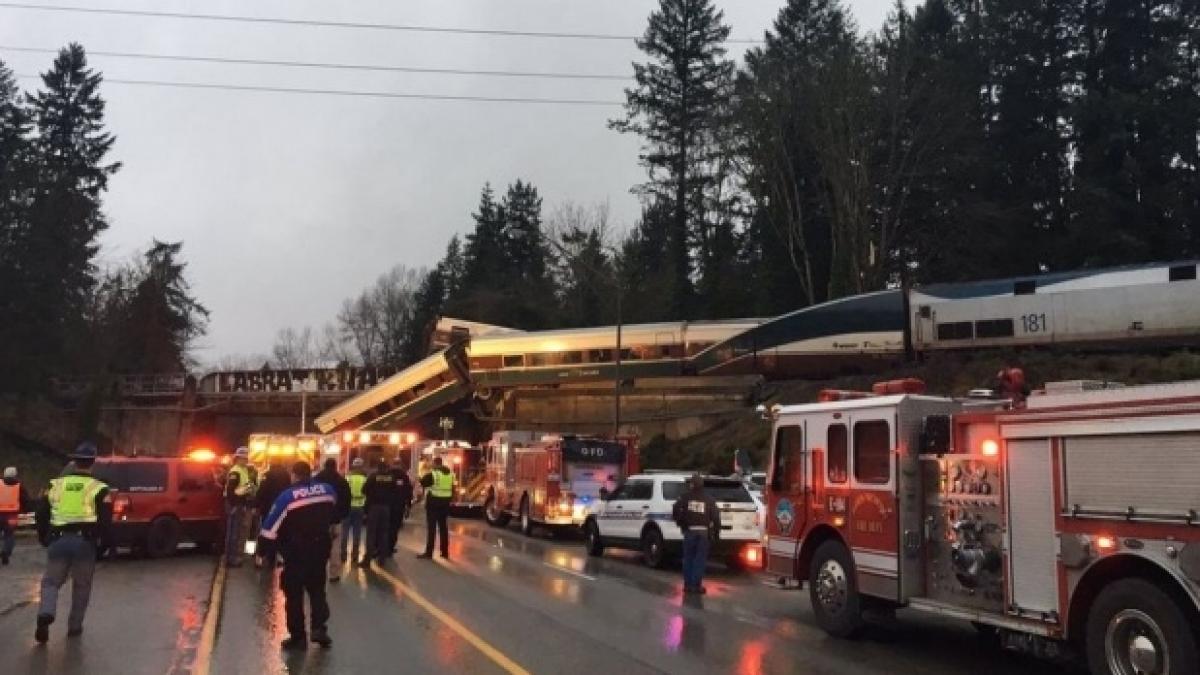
(91, 455, 225, 558)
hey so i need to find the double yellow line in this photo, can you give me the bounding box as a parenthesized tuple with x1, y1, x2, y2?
(193, 560, 530, 675)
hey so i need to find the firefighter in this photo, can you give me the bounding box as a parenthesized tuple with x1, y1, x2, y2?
(259, 461, 336, 649)
(359, 459, 397, 566)
(417, 457, 454, 560)
(671, 473, 720, 595)
(223, 447, 256, 567)
(387, 460, 413, 553)
(341, 458, 367, 564)
(1, 466, 33, 565)
(314, 458, 351, 582)
(34, 442, 112, 643)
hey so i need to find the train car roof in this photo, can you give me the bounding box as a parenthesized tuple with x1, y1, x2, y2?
(915, 259, 1200, 300)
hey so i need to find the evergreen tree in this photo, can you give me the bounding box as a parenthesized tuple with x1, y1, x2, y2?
(113, 241, 209, 372)
(1071, 0, 1200, 264)
(8, 44, 118, 390)
(611, 0, 735, 318)
(0, 60, 33, 389)
(616, 202, 677, 323)
(404, 266, 445, 363)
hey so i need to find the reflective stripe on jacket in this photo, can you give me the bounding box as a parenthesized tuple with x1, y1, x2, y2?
(347, 473, 367, 508)
(430, 469, 454, 499)
(48, 476, 106, 527)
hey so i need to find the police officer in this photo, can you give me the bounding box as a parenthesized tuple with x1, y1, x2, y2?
(34, 442, 112, 643)
(1, 466, 32, 565)
(359, 459, 397, 566)
(314, 458, 351, 582)
(224, 447, 256, 567)
(417, 457, 454, 560)
(341, 458, 367, 564)
(255, 458, 291, 569)
(387, 460, 413, 553)
(671, 473, 720, 595)
(259, 461, 336, 650)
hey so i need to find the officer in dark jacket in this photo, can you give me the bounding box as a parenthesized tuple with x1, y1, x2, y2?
(359, 459, 397, 566)
(314, 458, 351, 581)
(255, 460, 292, 569)
(260, 461, 336, 649)
(671, 474, 720, 595)
(387, 461, 413, 553)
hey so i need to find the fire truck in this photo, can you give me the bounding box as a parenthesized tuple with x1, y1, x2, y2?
(763, 376, 1200, 674)
(328, 430, 418, 472)
(245, 433, 321, 473)
(483, 432, 638, 535)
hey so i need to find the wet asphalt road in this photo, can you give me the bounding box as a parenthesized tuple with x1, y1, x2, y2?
(0, 522, 1074, 674)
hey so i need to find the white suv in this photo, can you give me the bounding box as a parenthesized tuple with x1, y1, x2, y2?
(582, 472, 761, 569)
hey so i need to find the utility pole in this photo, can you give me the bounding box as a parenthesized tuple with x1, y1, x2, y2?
(439, 416, 454, 441)
(613, 280, 623, 438)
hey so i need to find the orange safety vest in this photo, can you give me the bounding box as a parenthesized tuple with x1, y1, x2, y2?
(0, 482, 20, 514)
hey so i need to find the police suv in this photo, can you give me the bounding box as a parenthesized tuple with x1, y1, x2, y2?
(582, 472, 762, 569)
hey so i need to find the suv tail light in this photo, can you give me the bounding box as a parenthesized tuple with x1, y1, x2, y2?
(112, 496, 131, 519)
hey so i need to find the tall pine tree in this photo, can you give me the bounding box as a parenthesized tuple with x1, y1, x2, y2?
(611, 0, 734, 319)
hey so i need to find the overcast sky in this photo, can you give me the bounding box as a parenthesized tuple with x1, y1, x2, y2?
(0, 0, 904, 365)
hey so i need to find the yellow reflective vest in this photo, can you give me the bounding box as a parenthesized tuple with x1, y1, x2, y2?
(228, 464, 255, 497)
(347, 473, 367, 509)
(430, 469, 454, 499)
(47, 475, 107, 527)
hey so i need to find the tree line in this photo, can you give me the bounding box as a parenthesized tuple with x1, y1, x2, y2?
(280, 0, 1196, 369)
(0, 46, 207, 398)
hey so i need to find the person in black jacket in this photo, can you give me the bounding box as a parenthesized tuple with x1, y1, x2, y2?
(260, 461, 336, 649)
(255, 460, 292, 569)
(314, 459, 351, 582)
(387, 461, 413, 553)
(358, 459, 397, 566)
(671, 474, 720, 595)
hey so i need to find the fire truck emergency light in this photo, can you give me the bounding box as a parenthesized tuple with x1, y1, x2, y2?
(1096, 535, 1118, 552)
(342, 432, 355, 444)
(389, 432, 402, 445)
(981, 439, 1000, 457)
(187, 449, 216, 462)
(359, 432, 371, 444)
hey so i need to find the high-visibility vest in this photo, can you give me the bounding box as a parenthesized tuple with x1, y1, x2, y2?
(430, 470, 454, 499)
(347, 473, 367, 508)
(229, 465, 255, 497)
(47, 475, 107, 527)
(0, 482, 19, 513)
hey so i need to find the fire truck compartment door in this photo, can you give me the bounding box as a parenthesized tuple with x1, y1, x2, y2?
(1006, 438, 1058, 617)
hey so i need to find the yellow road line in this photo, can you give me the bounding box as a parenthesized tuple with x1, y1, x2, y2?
(372, 566, 532, 675)
(192, 560, 227, 675)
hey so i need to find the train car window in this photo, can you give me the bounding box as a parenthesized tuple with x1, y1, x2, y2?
(1013, 280, 1037, 295)
(827, 424, 848, 484)
(770, 426, 804, 492)
(936, 321, 974, 341)
(1169, 264, 1197, 281)
(854, 421, 891, 485)
(562, 351, 584, 365)
(588, 349, 613, 363)
(502, 355, 524, 368)
(975, 319, 1015, 338)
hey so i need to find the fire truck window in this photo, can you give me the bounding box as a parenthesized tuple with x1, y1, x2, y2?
(827, 424, 848, 484)
(771, 426, 804, 492)
(854, 421, 891, 485)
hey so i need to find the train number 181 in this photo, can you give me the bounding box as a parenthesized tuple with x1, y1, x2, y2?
(1021, 313, 1048, 333)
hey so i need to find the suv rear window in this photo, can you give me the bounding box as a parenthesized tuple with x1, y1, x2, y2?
(662, 479, 753, 503)
(94, 461, 168, 493)
(179, 462, 218, 492)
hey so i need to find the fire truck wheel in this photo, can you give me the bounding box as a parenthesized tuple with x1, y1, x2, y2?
(641, 527, 667, 569)
(584, 520, 604, 557)
(809, 540, 864, 638)
(1087, 578, 1198, 675)
(146, 516, 181, 559)
(519, 497, 534, 536)
(484, 494, 510, 528)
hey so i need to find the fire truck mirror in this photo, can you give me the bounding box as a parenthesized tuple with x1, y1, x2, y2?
(922, 415, 952, 455)
(598, 487, 610, 501)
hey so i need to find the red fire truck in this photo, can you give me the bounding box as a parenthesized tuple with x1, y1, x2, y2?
(415, 440, 487, 512)
(764, 377, 1200, 673)
(483, 432, 638, 536)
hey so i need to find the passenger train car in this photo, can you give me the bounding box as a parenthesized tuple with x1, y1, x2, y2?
(316, 260, 1200, 433)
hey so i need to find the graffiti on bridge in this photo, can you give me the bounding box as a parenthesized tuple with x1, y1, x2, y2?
(199, 367, 399, 394)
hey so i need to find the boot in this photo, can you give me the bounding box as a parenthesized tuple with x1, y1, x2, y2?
(280, 634, 307, 650)
(35, 615, 53, 643)
(311, 628, 332, 648)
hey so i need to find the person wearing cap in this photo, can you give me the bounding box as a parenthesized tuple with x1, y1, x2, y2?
(254, 458, 292, 569)
(33, 442, 112, 642)
(1, 466, 33, 565)
(671, 473, 720, 595)
(359, 459, 398, 566)
(341, 458, 367, 564)
(223, 447, 256, 567)
(417, 457, 454, 560)
(260, 461, 337, 649)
